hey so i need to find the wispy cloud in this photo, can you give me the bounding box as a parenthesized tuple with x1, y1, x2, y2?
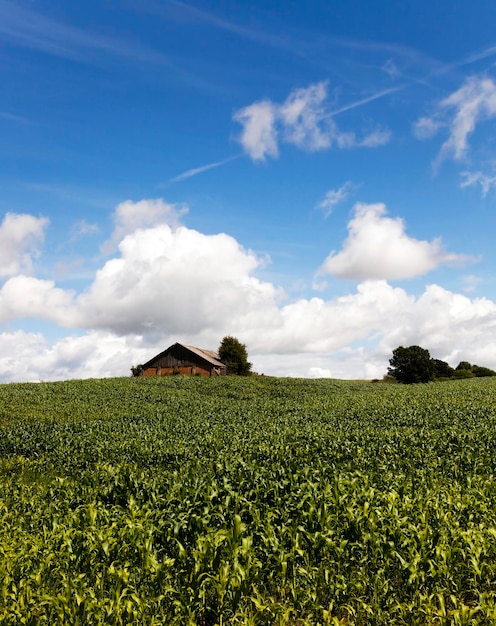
(413, 116, 444, 140)
(460, 170, 496, 197)
(318, 203, 473, 281)
(0, 110, 29, 124)
(382, 59, 400, 79)
(415, 76, 496, 169)
(461, 274, 482, 293)
(234, 81, 392, 161)
(317, 181, 354, 218)
(449, 45, 496, 72)
(71, 220, 100, 238)
(358, 129, 391, 147)
(328, 36, 449, 78)
(155, 0, 296, 53)
(167, 155, 241, 184)
(0, 0, 169, 66)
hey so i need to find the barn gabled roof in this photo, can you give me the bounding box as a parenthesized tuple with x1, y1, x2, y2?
(180, 344, 225, 368)
(142, 342, 225, 369)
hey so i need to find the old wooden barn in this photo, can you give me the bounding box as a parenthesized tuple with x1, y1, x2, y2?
(140, 342, 226, 377)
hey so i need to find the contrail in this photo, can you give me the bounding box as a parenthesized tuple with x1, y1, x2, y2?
(166, 155, 241, 184)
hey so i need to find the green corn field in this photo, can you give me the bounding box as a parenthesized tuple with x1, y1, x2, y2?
(1, 375, 496, 624)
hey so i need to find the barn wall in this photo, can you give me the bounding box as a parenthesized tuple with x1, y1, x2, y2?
(142, 366, 212, 377)
(142, 367, 157, 377)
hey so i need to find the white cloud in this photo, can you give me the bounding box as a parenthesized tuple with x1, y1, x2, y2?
(79, 223, 278, 336)
(359, 129, 391, 147)
(415, 76, 496, 166)
(413, 116, 443, 139)
(234, 82, 390, 161)
(0, 330, 151, 382)
(1, 202, 494, 383)
(279, 82, 333, 151)
(0, 212, 48, 277)
(3, 280, 496, 382)
(72, 219, 99, 237)
(233, 100, 279, 161)
(318, 181, 353, 217)
(102, 198, 188, 254)
(0, 276, 75, 325)
(460, 170, 496, 197)
(319, 202, 470, 280)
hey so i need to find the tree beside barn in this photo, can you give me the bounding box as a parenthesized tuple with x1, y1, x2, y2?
(218, 336, 252, 376)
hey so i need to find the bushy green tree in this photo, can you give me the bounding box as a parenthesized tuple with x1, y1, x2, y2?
(453, 369, 475, 379)
(218, 336, 252, 376)
(472, 365, 496, 377)
(388, 345, 434, 384)
(431, 359, 454, 379)
(130, 364, 143, 377)
(454, 361, 496, 377)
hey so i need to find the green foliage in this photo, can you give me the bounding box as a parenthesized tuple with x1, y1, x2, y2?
(381, 373, 398, 384)
(454, 369, 476, 379)
(454, 362, 496, 378)
(472, 365, 496, 377)
(218, 335, 252, 376)
(388, 348, 496, 384)
(388, 345, 434, 384)
(431, 358, 455, 379)
(1, 376, 496, 623)
(453, 362, 496, 378)
(130, 364, 143, 377)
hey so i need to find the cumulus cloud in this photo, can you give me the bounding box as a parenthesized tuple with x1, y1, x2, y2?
(317, 181, 354, 217)
(0, 330, 151, 382)
(391, 284, 496, 366)
(234, 81, 390, 161)
(0, 276, 76, 325)
(79, 223, 279, 336)
(0, 212, 48, 277)
(415, 76, 496, 166)
(3, 280, 496, 382)
(102, 198, 188, 254)
(1, 201, 494, 383)
(319, 203, 470, 280)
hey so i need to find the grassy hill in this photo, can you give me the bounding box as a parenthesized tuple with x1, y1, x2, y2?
(1, 376, 496, 624)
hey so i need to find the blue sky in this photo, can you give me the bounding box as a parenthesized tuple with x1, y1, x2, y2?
(2, 0, 496, 381)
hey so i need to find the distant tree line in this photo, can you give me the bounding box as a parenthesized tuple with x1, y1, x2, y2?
(387, 345, 496, 384)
